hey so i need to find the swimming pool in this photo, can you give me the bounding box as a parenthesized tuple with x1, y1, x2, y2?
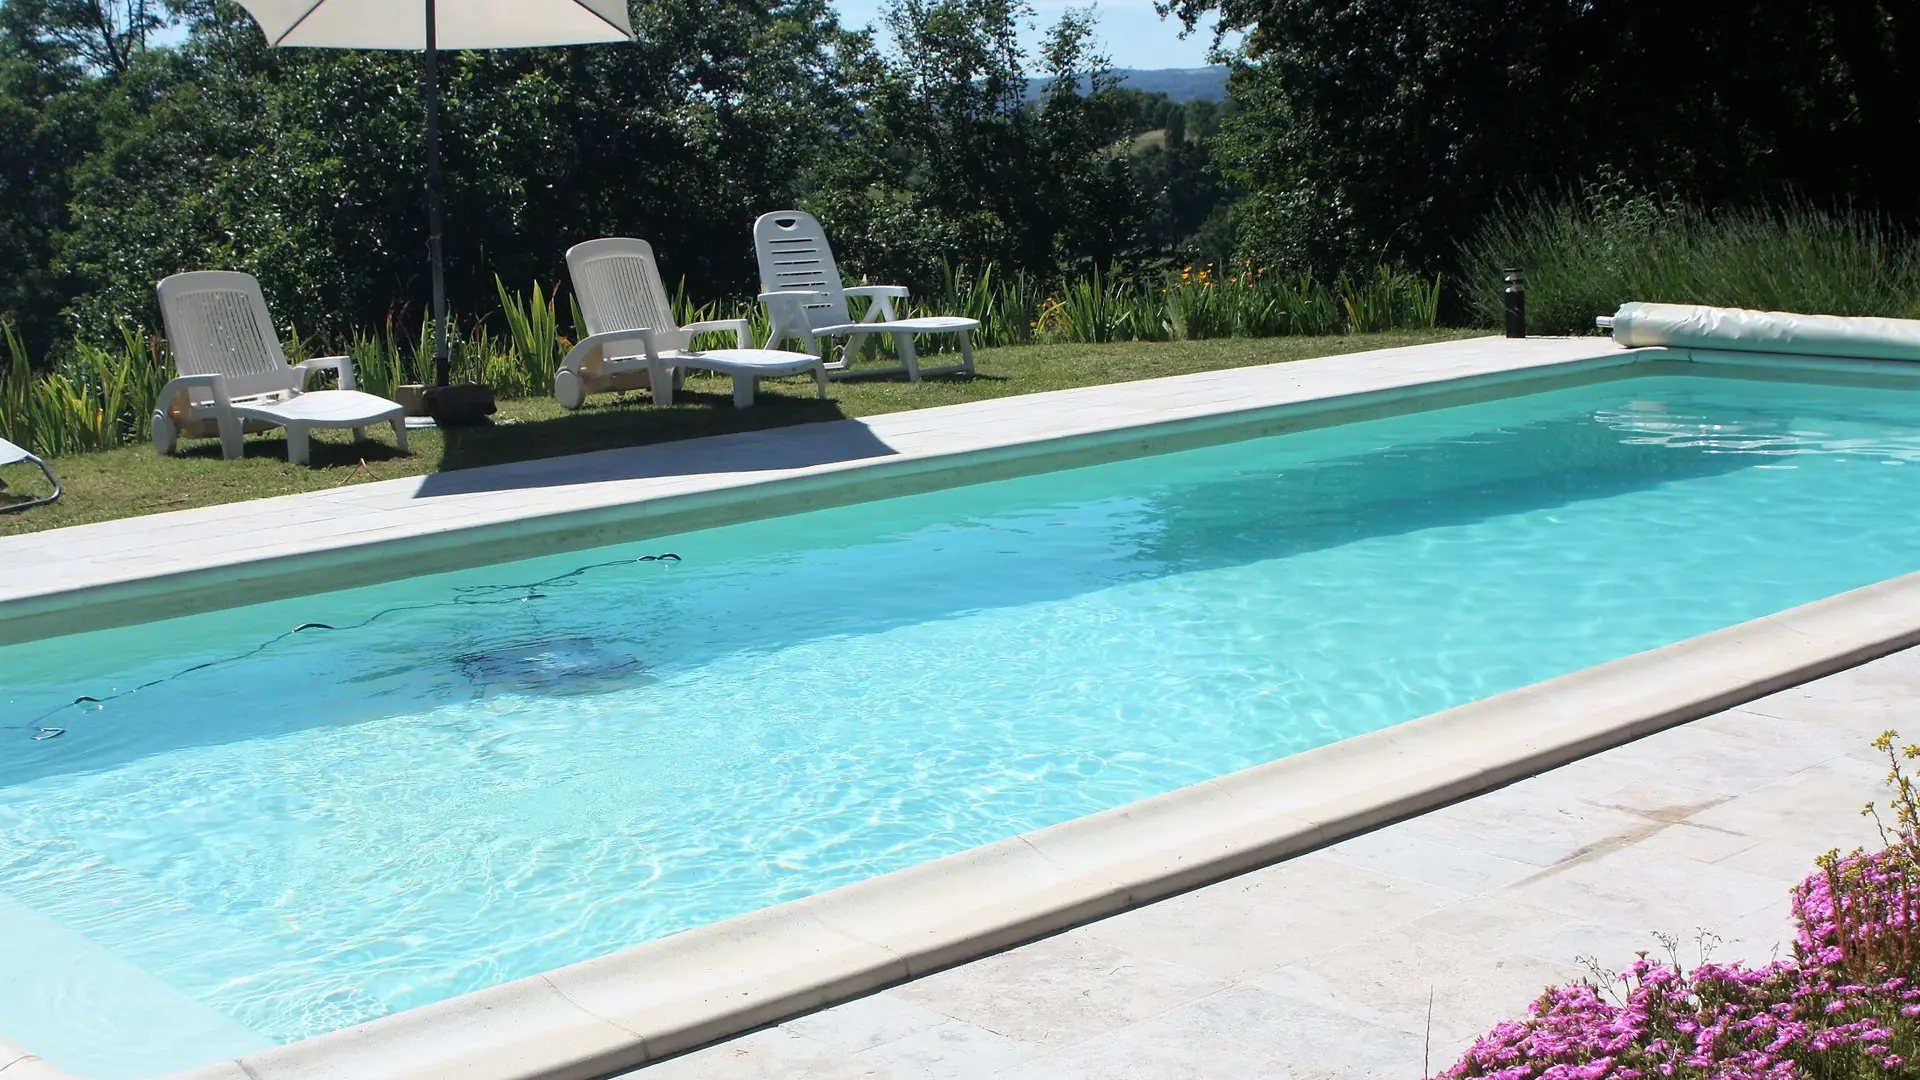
(6, 363, 1920, 1076)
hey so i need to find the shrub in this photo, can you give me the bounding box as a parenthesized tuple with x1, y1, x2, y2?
(928, 262, 1442, 350)
(1459, 191, 1920, 336)
(2, 319, 169, 457)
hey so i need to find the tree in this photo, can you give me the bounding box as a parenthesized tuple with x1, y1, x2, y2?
(3, 0, 168, 75)
(0, 0, 109, 359)
(7, 0, 1160, 350)
(1166, 0, 1920, 273)
(47, 0, 873, 343)
(801, 0, 1146, 287)
(1120, 92, 1235, 264)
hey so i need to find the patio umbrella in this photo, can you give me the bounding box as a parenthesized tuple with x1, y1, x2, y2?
(229, 0, 635, 387)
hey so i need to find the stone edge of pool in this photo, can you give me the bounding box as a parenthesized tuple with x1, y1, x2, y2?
(7, 565, 1918, 1080)
(8, 339, 1920, 1079)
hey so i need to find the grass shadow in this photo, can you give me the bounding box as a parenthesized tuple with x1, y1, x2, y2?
(167, 433, 414, 469)
(0, 463, 57, 511)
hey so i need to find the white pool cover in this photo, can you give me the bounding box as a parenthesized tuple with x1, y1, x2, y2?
(1607, 302, 1920, 362)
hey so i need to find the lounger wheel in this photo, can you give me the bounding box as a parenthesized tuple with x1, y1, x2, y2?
(151, 411, 177, 455)
(554, 369, 587, 410)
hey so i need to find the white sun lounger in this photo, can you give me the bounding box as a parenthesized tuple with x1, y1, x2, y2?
(753, 210, 979, 381)
(0, 437, 60, 513)
(557, 237, 829, 410)
(155, 271, 408, 465)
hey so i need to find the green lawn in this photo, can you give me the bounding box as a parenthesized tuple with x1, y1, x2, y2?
(0, 332, 1476, 536)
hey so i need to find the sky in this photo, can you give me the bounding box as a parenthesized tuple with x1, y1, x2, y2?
(832, 0, 1228, 71)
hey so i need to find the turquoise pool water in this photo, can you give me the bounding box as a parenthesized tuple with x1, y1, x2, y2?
(7, 367, 1920, 1076)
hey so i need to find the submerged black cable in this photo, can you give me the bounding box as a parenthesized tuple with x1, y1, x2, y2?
(9, 553, 683, 740)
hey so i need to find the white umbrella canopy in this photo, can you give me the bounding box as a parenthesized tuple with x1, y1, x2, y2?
(237, 0, 632, 49)
(228, 0, 634, 388)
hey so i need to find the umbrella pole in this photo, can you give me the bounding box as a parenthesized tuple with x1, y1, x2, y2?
(423, 0, 449, 387)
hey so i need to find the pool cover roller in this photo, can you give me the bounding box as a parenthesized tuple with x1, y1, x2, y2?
(1605, 302, 1920, 363)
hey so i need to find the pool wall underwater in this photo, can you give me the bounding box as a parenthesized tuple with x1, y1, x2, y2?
(9, 339, 1920, 1080)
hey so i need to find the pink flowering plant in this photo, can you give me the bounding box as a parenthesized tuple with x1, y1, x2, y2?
(1438, 732, 1920, 1080)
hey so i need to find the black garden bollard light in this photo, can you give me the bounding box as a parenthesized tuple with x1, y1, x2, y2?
(1503, 268, 1526, 338)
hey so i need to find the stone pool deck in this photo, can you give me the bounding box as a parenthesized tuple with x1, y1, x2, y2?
(630, 646, 1906, 1080)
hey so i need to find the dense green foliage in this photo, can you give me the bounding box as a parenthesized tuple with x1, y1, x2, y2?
(805, 0, 1135, 287)
(0, 0, 1238, 364)
(1170, 0, 1920, 276)
(8, 0, 1920, 384)
(1121, 95, 1233, 265)
(4, 0, 883, 355)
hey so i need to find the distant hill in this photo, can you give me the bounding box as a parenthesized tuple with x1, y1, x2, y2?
(1115, 66, 1229, 102)
(1024, 66, 1230, 103)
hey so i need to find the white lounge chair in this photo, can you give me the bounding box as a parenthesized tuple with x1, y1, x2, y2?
(753, 210, 979, 381)
(154, 271, 408, 465)
(0, 437, 59, 513)
(557, 237, 828, 410)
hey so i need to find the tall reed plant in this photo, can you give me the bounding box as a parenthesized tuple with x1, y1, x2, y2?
(348, 282, 573, 402)
(2, 320, 169, 456)
(936, 263, 1043, 347)
(1037, 269, 1139, 344)
(495, 277, 570, 397)
(668, 279, 772, 351)
(1460, 192, 1920, 336)
(344, 319, 414, 401)
(925, 262, 1442, 351)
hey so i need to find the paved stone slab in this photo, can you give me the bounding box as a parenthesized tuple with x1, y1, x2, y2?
(630, 647, 1910, 1080)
